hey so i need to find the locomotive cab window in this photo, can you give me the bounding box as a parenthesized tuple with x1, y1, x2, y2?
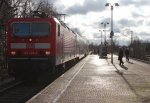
(12, 23, 30, 37)
(31, 22, 50, 37)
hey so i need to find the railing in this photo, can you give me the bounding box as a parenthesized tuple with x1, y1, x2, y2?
(145, 55, 150, 63)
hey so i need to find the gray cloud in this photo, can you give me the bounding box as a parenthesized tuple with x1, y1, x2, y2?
(49, 0, 59, 4)
(120, 0, 150, 6)
(137, 20, 144, 25)
(55, 0, 150, 19)
(134, 32, 150, 41)
(132, 12, 145, 18)
(145, 20, 150, 26)
(117, 19, 147, 29)
(82, 23, 100, 29)
(137, 32, 150, 37)
(119, 0, 134, 6)
(64, 0, 106, 14)
(93, 33, 101, 38)
(89, 18, 111, 29)
(118, 19, 137, 27)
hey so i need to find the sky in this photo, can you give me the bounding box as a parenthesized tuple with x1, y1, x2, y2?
(52, 0, 150, 46)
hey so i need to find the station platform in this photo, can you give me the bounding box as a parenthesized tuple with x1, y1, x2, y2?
(27, 54, 150, 103)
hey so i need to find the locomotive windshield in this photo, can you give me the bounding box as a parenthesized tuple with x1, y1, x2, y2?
(31, 23, 50, 36)
(12, 23, 30, 37)
(12, 22, 50, 37)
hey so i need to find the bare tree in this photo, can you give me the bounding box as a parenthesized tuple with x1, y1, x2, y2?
(0, 0, 13, 19)
(0, 0, 28, 18)
(32, 0, 58, 17)
(0, 0, 59, 19)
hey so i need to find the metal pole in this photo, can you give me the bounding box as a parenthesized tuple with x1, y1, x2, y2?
(105, 3, 119, 63)
(111, 5, 114, 64)
(131, 31, 133, 45)
(99, 30, 103, 57)
(101, 22, 109, 45)
(104, 24, 106, 44)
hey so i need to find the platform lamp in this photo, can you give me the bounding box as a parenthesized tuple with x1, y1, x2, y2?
(105, 3, 119, 64)
(101, 22, 109, 45)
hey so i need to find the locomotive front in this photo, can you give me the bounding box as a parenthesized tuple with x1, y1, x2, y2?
(7, 18, 55, 78)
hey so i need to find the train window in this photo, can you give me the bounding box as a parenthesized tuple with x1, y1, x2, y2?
(31, 22, 50, 36)
(58, 25, 60, 36)
(12, 23, 30, 37)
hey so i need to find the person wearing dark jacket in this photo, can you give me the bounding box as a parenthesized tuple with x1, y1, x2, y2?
(118, 47, 124, 65)
(125, 48, 129, 62)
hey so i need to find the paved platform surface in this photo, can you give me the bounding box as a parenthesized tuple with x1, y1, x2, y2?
(27, 54, 150, 103)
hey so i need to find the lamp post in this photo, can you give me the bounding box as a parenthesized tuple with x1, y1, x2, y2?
(99, 30, 103, 58)
(101, 22, 109, 57)
(105, 3, 119, 64)
(130, 31, 133, 46)
(101, 22, 109, 45)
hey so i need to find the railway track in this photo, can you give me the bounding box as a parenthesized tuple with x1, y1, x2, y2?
(0, 67, 66, 103)
(0, 57, 82, 103)
(0, 80, 23, 94)
(0, 80, 41, 103)
(0, 75, 57, 103)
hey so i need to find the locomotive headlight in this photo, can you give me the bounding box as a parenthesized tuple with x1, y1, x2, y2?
(45, 51, 50, 55)
(11, 51, 16, 55)
(29, 38, 32, 42)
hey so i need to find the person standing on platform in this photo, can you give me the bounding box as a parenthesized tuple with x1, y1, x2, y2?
(125, 48, 129, 62)
(118, 47, 124, 65)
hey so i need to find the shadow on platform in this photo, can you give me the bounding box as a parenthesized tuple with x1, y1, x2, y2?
(128, 61, 134, 64)
(99, 56, 108, 59)
(120, 65, 128, 70)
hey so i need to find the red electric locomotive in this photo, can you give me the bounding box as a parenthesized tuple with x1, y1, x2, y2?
(7, 17, 88, 79)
